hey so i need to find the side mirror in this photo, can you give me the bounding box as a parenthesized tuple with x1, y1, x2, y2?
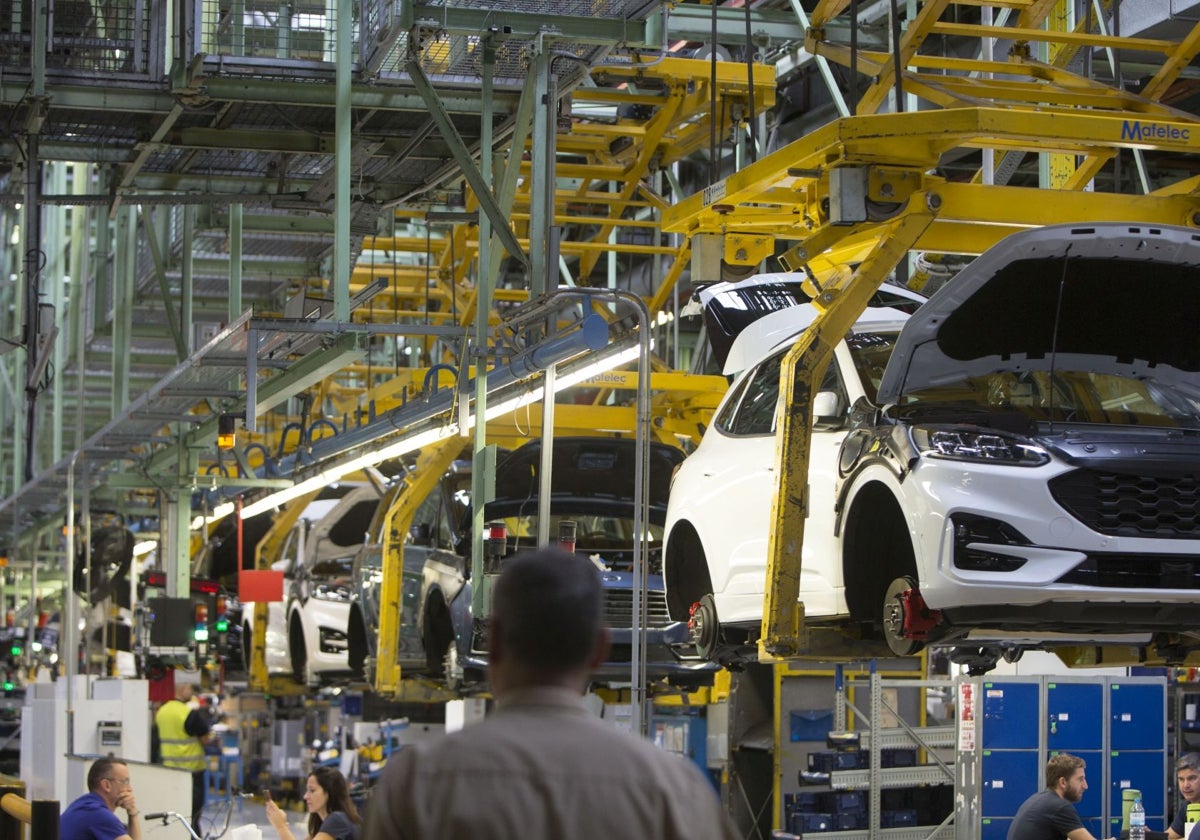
(813, 390, 846, 430)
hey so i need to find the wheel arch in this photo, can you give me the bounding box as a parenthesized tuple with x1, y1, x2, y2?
(664, 520, 714, 622)
(841, 478, 918, 625)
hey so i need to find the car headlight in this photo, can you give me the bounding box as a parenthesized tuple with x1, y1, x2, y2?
(911, 425, 1049, 466)
(311, 583, 351, 602)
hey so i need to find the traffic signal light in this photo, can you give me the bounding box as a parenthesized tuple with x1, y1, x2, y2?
(194, 604, 210, 643)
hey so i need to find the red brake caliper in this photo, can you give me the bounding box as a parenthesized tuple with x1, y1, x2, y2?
(901, 587, 942, 640)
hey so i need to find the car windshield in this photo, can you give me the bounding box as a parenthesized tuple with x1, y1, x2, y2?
(499, 513, 666, 571)
(846, 330, 903, 404)
(897, 370, 1200, 429)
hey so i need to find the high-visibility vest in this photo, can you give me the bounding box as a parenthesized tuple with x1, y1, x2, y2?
(156, 700, 205, 772)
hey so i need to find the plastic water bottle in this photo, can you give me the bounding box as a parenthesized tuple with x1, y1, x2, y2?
(1129, 795, 1146, 840)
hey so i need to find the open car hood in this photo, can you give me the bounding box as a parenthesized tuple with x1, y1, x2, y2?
(876, 223, 1200, 405)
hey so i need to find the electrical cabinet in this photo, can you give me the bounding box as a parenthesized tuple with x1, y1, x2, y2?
(962, 675, 1167, 840)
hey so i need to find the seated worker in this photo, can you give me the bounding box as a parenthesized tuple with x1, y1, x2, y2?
(60, 756, 140, 840)
(1008, 753, 1115, 840)
(1171, 754, 1200, 840)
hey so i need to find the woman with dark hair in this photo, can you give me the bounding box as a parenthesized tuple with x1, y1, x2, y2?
(265, 766, 361, 840)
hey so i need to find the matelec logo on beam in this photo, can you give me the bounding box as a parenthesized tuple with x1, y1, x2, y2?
(1121, 120, 1192, 143)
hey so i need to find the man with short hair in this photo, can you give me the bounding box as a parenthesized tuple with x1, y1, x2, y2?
(60, 756, 140, 840)
(1169, 753, 1200, 839)
(364, 546, 740, 840)
(154, 680, 211, 836)
(1008, 753, 1115, 840)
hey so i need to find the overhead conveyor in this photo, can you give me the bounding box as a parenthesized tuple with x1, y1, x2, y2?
(660, 0, 1200, 664)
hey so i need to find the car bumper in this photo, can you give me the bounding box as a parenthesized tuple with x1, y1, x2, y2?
(908, 457, 1200, 614)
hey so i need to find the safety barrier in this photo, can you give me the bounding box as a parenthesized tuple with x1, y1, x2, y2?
(0, 781, 59, 840)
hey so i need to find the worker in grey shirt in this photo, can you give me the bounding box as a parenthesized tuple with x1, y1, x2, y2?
(1008, 753, 1115, 840)
(364, 546, 739, 840)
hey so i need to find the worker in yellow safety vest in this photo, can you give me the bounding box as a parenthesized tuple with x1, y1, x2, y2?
(154, 680, 212, 836)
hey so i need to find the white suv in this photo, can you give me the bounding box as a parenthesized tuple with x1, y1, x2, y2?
(664, 223, 1200, 672)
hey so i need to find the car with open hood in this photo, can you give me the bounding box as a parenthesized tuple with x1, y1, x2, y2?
(664, 223, 1200, 673)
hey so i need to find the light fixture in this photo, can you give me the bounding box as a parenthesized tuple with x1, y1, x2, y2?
(190, 501, 235, 531)
(217, 413, 242, 451)
(236, 341, 641, 520)
(239, 424, 462, 519)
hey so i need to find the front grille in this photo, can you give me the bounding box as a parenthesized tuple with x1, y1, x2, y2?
(603, 590, 671, 628)
(1049, 469, 1200, 538)
(1058, 554, 1200, 590)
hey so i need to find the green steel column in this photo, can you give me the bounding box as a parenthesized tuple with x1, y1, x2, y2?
(111, 208, 135, 411)
(333, 0, 351, 321)
(68, 164, 90, 452)
(21, 134, 44, 482)
(470, 40, 496, 623)
(528, 43, 554, 298)
(92, 169, 113, 338)
(182, 205, 195, 353)
(47, 163, 66, 464)
(487, 68, 537, 284)
(229, 203, 243, 319)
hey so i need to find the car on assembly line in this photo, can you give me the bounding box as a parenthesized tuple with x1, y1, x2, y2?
(347, 437, 718, 689)
(242, 482, 383, 684)
(664, 223, 1200, 673)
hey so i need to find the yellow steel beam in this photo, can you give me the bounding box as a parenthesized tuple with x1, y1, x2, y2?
(929, 21, 1176, 54)
(855, 0, 953, 115)
(247, 490, 321, 692)
(647, 237, 692, 318)
(373, 436, 464, 697)
(663, 108, 1200, 237)
(760, 202, 936, 659)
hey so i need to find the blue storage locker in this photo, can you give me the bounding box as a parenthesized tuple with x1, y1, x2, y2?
(982, 680, 1041, 749)
(981, 818, 1013, 840)
(1110, 750, 1167, 827)
(1109, 681, 1166, 751)
(1046, 681, 1104, 751)
(982, 749, 1042, 816)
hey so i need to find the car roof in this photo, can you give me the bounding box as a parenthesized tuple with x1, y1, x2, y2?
(723, 303, 911, 377)
(694, 272, 926, 372)
(876, 222, 1200, 404)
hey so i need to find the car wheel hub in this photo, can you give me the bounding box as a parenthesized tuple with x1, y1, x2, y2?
(688, 595, 719, 660)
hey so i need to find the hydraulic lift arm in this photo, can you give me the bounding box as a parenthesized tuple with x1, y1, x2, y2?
(247, 490, 319, 692)
(372, 435, 464, 697)
(760, 202, 937, 659)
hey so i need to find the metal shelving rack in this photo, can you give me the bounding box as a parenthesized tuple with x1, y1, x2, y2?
(823, 671, 956, 840)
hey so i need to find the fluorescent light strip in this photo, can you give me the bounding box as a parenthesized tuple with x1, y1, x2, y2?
(238, 424, 462, 519)
(553, 343, 641, 391)
(190, 501, 235, 531)
(236, 342, 642, 521)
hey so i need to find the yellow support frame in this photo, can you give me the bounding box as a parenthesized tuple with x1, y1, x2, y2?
(247, 489, 321, 693)
(372, 436, 465, 697)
